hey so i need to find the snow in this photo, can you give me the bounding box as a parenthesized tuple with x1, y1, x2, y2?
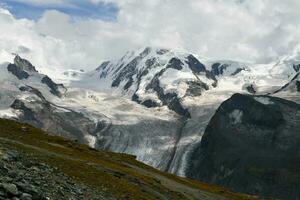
(58, 88, 175, 125)
(254, 97, 274, 105)
(0, 108, 20, 118)
(159, 68, 195, 97)
(229, 109, 243, 124)
(84, 135, 97, 148)
(205, 59, 250, 75)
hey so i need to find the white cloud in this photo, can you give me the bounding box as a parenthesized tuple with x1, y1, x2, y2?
(1, 0, 300, 77)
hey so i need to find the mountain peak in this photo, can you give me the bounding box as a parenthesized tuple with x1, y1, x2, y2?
(13, 54, 38, 73)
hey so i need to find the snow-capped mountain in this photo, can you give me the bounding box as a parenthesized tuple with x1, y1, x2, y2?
(69, 47, 260, 118)
(71, 47, 300, 106)
(0, 55, 111, 144)
(69, 47, 216, 118)
(1, 47, 300, 179)
(0, 55, 65, 118)
(68, 47, 300, 172)
(0, 54, 181, 173)
(63, 47, 298, 174)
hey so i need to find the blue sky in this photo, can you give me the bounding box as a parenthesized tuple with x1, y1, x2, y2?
(1, 0, 118, 20)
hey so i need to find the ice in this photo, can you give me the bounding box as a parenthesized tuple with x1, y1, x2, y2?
(229, 109, 243, 124)
(254, 97, 274, 105)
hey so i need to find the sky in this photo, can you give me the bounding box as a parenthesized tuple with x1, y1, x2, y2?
(0, 0, 300, 74)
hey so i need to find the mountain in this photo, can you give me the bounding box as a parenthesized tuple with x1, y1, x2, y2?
(80, 47, 300, 100)
(0, 118, 256, 200)
(0, 54, 110, 144)
(69, 47, 218, 118)
(65, 47, 300, 174)
(0, 54, 184, 174)
(63, 47, 264, 175)
(2, 48, 300, 176)
(186, 93, 300, 200)
(1, 47, 300, 199)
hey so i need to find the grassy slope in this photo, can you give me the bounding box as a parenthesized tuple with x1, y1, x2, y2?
(0, 119, 258, 200)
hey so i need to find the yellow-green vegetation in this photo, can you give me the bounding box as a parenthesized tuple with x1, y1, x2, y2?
(0, 119, 258, 200)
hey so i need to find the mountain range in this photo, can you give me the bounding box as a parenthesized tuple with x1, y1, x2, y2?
(0, 47, 300, 199)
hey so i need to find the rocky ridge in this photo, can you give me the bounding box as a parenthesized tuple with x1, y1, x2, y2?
(186, 93, 300, 200)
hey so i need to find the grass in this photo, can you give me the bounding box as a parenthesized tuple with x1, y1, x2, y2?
(0, 118, 259, 200)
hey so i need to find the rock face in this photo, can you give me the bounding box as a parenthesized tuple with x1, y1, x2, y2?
(41, 75, 66, 97)
(293, 64, 300, 72)
(6, 55, 38, 80)
(7, 63, 30, 80)
(14, 55, 38, 73)
(186, 93, 300, 200)
(10, 91, 106, 145)
(242, 84, 256, 94)
(210, 62, 245, 77)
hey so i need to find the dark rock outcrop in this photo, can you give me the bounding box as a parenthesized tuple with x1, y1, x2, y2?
(186, 81, 209, 97)
(167, 58, 184, 70)
(19, 85, 47, 101)
(96, 61, 110, 71)
(7, 55, 37, 79)
(14, 55, 37, 73)
(185, 55, 206, 73)
(7, 64, 30, 80)
(211, 63, 228, 76)
(111, 47, 151, 89)
(141, 99, 160, 108)
(146, 70, 191, 118)
(211, 63, 244, 76)
(186, 93, 300, 200)
(293, 64, 300, 72)
(242, 84, 256, 94)
(41, 76, 66, 97)
(245, 84, 256, 94)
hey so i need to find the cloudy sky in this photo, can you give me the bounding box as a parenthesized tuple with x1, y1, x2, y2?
(0, 0, 300, 74)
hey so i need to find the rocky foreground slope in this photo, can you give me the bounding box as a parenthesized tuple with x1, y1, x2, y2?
(187, 93, 300, 200)
(0, 118, 256, 200)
